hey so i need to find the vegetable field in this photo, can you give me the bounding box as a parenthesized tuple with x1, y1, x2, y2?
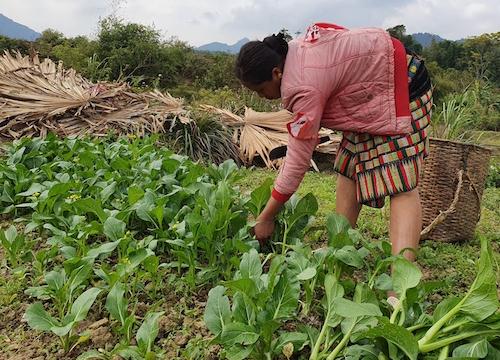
(0, 136, 499, 360)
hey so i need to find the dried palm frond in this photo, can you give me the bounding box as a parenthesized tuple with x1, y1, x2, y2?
(201, 104, 341, 168)
(200, 104, 291, 167)
(0, 51, 185, 141)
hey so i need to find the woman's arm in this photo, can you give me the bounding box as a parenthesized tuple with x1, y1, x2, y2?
(254, 86, 325, 243)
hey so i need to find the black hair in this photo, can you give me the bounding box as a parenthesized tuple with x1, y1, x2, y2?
(235, 32, 288, 85)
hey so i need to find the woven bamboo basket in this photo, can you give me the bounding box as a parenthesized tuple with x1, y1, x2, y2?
(420, 138, 492, 242)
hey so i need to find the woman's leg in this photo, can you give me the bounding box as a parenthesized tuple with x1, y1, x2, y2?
(335, 174, 362, 228)
(389, 188, 422, 261)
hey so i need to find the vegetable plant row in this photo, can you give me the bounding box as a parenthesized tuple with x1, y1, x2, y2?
(0, 136, 498, 359)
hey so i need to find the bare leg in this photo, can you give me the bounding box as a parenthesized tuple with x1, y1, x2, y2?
(389, 188, 422, 261)
(335, 174, 362, 228)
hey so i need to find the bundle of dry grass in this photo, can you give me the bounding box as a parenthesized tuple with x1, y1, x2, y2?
(0, 51, 185, 140)
(201, 105, 341, 169)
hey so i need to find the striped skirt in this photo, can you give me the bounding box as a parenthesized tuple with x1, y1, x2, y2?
(333, 55, 432, 208)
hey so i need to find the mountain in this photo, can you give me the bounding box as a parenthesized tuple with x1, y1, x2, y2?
(199, 33, 448, 53)
(197, 38, 249, 54)
(411, 32, 446, 47)
(0, 14, 40, 41)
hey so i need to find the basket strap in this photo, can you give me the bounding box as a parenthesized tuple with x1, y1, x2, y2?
(420, 170, 482, 240)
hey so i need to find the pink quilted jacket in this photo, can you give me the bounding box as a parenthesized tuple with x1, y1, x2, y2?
(272, 23, 411, 201)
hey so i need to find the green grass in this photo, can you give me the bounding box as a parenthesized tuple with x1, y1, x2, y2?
(237, 167, 500, 300)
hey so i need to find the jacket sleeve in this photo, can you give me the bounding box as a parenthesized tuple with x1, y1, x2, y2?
(273, 87, 325, 202)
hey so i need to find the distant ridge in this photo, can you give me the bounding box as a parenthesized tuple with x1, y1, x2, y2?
(0, 13, 40, 41)
(196, 38, 249, 54)
(411, 32, 446, 47)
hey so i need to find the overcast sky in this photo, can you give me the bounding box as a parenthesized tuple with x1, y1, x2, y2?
(1, 0, 499, 46)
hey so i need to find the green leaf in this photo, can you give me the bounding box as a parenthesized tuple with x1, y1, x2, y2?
(433, 297, 461, 323)
(204, 286, 231, 336)
(266, 254, 285, 294)
(335, 246, 364, 268)
(298, 324, 319, 351)
(84, 240, 120, 262)
(152, 205, 164, 228)
(272, 332, 307, 354)
(76, 350, 107, 360)
(48, 182, 73, 197)
(322, 274, 345, 328)
(325, 274, 345, 306)
(110, 157, 130, 171)
(115, 345, 142, 359)
(349, 317, 379, 341)
(136, 311, 164, 354)
(17, 183, 44, 197)
(0, 225, 17, 244)
(239, 249, 262, 280)
(100, 182, 116, 203)
(103, 217, 126, 241)
(126, 248, 153, 272)
(45, 269, 65, 291)
(9, 146, 25, 164)
(285, 193, 318, 232)
(224, 278, 258, 296)
(128, 186, 145, 205)
(24, 303, 59, 331)
(344, 345, 379, 360)
(51, 322, 75, 337)
(374, 273, 393, 291)
(459, 238, 499, 322)
(332, 298, 382, 318)
(485, 343, 500, 360)
(232, 292, 256, 325)
(225, 344, 254, 360)
(221, 322, 259, 346)
(268, 271, 300, 320)
(67, 264, 92, 296)
(297, 267, 316, 281)
(70, 287, 102, 322)
(453, 339, 489, 358)
(106, 282, 128, 326)
(360, 318, 419, 360)
(392, 258, 422, 298)
(248, 178, 272, 217)
(73, 198, 107, 222)
(143, 255, 159, 274)
(326, 213, 352, 249)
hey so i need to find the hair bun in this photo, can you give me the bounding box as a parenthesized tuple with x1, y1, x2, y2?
(263, 33, 288, 58)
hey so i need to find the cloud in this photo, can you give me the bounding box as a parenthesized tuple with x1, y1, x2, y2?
(381, 0, 500, 40)
(0, 0, 498, 45)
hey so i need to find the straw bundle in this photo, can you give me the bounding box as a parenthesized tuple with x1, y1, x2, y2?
(201, 105, 340, 168)
(0, 51, 185, 140)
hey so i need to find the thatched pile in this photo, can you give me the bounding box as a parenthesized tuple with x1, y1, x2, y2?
(201, 105, 340, 168)
(0, 51, 185, 140)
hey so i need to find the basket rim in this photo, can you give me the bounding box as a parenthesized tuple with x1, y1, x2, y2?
(429, 137, 493, 154)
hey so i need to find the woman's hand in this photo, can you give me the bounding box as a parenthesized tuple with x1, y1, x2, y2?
(252, 195, 284, 246)
(254, 216, 275, 245)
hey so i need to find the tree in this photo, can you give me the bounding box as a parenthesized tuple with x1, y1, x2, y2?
(0, 35, 31, 54)
(386, 25, 423, 53)
(462, 32, 500, 86)
(96, 16, 168, 84)
(51, 36, 98, 74)
(35, 29, 65, 57)
(423, 40, 465, 70)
